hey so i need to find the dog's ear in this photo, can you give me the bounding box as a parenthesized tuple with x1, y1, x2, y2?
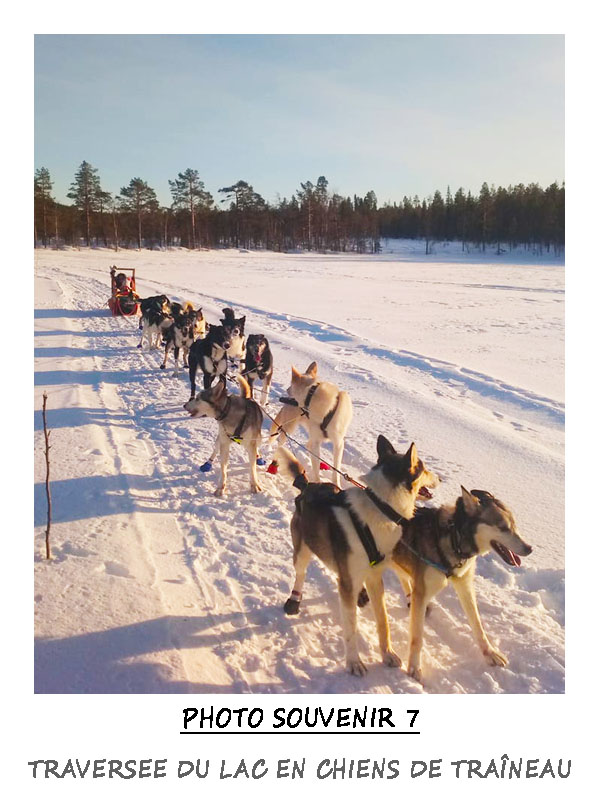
(405, 442, 418, 470)
(306, 361, 318, 378)
(238, 316, 246, 331)
(461, 486, 480, 516)
(376, 434, 396, 461)
(222, 307, 235, 322)
(291, 365, 301, 381)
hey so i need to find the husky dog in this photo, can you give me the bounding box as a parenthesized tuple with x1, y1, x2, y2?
(160, 310, 197, 373)
(139, 309, 173, 350)
(270, 361, 352, 489)
(183, 376, 263, 496)
(392, 487, 532, 682)
(171, 301, 208, 340)
(138, 295, 172, 348)
(242, 334, 273, 405)
(187, 308, 246, 398)
(277, 437, 439, 676)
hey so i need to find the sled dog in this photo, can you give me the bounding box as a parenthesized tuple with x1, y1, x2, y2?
(161, 310, 197, 373)
(138, 294, 173, 350)
(171, 301, 208, 340)
(270, 361, 352, 488)
(391, 487, 532, 682)
(184, 376, 263, 496)
(242, 334, 274, 405)
(277, 437, 438, 676)
(187, 308, 246, 398)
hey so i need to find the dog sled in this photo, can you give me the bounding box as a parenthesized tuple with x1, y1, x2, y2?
(108, 266, 140, 317)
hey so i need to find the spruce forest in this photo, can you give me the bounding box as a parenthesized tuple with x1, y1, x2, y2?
(34, 161, 565, 255)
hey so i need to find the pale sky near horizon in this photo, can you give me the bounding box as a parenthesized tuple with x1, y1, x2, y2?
(34, 34, 564, 207)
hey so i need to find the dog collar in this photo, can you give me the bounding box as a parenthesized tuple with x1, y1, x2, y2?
(364, 487, 405, 525)
(214, 396, 232, 421)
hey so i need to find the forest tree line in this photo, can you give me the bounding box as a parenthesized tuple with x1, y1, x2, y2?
(34, 161, 565, 255)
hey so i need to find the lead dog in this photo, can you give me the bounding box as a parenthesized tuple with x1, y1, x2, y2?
(184, 376, 263, 496)
(270, 361, 352, 489)
(187, 308, 246, 398)
(277, 437, 439, 676)
(391, 487, 532, 682)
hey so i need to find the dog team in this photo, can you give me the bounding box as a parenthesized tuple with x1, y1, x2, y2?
(137, 291, 533, 684)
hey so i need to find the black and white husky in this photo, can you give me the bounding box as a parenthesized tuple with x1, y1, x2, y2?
(138, 295, 172, 350)
(242, 334, 273, 405)
(277, 437, 439, 677)
(187, 308, 246, 398)
(160, 310, 196, 373)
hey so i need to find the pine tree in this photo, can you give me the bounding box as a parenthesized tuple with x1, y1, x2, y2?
(67, 161, 103, 247)
(34, 167, 54, 247)
(169, 169, 213, 249)
(218, 180, 265, 248)
(120, 178, 159, 249)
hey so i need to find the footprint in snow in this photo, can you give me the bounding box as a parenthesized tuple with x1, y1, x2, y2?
(101, 561, 133, 579)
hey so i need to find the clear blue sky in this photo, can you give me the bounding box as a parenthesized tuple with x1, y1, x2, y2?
(34, 34, 564, 207)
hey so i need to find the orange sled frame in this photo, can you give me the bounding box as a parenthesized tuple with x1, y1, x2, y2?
(108, 267, 140, 317)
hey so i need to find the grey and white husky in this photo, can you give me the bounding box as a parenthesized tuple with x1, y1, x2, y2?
(392, 486, 533, 682)
(277, 436, 439, 676)
(184, 376, 263, 497)
(270, 361, 353, 488)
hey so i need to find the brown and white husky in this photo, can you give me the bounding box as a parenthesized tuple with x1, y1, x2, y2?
(392, 487, 533, 682)
(277, 436, 439, 677)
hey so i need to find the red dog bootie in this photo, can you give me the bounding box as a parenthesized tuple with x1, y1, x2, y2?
(320, 462, 330, 471)
(267, 461, 278, 475)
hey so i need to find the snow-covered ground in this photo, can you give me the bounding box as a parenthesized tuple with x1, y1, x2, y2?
(33, 243, 564, 694)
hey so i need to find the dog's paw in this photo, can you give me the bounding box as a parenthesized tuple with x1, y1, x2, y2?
(283, 598, 301, 615)
(136, 343, 142, 349)
(347, 658, 368, 677)
(357, 587, 370, 608)
(407, 664, 423, 684)
(382, 649, 402, 668)
(214, 487, 225, 498)
(160, 363, 166, 369)
(483, 647, 508, 667)
(199, 461, 212, 473)
(250, 484, 262, 493)
(256, 457, 266, 466)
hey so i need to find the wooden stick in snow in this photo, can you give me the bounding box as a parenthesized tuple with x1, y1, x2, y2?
(42, 392, 52, 560)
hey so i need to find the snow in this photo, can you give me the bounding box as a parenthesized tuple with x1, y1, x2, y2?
(33, 242, 564, 694)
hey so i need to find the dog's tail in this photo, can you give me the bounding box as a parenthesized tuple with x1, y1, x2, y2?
(275, 447, 308, 491)
(222, 307, 235, 323)
(237, 375, 252, 399)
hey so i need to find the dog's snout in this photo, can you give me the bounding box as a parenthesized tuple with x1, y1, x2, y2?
(523, 543, 533, 556)
(223, 343, 230, 350)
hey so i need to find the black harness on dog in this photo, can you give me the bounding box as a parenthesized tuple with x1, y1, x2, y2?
(279, 383, 341, 439)
(361, 487, 474, 577)
(341, 498, 385, 567)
